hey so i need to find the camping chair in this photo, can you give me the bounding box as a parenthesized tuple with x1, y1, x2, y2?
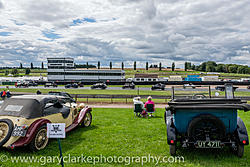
(134, 104, 143, 117)
(146, 104, 155, 117)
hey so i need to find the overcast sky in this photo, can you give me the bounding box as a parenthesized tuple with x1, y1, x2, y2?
(0, 0, 250, 68)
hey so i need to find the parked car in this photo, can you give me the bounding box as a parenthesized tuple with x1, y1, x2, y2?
(44, 82, 57, 88)
(183, 83, 196, 89)
(78, 82, 84, 87)
(28, 81, 38, 87)
(65, 83, 78, 89)
(0, 95, 92, 151)
(165, 86, 250, 157)
(151, 83, 165, 90)
(215, 86, 238, 91)
(247, 86, 250, 89)
(91, 83, 107, 89)
(122, 82, 135, 89)
(15, 82, 29, 88)
(48, 91, 76, 103)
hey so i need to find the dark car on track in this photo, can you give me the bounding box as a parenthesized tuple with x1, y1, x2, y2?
(122, 82, 135, 89)
(44, 82, 57, 88)
(215, 85, 238, 91)
(151, 83, 165, 90)
(91, 83, 107, 89)
(65, 83, 78, 89)
(15, 82, 29, 88)
(28, 81, 38, 87)
(247, 86, 250, 89)
(183, 83, 196, 89)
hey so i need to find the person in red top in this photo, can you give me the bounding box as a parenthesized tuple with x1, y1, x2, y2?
(144, 96, 155, 117)
(2, 90, 6, 99)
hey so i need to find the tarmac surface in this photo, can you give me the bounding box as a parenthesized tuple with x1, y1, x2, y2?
(1, 85, 250, 92)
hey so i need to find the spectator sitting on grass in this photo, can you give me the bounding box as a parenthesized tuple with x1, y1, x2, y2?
(144, 96, 155, 117)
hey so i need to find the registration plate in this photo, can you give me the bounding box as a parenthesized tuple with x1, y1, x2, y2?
(12, 126, 27, 137)
(196, 141, 221, 148)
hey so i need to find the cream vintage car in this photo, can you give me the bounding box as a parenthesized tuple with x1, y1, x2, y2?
(0, 95, 92, 151)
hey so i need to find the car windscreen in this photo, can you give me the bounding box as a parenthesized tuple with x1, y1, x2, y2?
(0, 98, 42, 119)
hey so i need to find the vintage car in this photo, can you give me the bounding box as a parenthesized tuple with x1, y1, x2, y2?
(151, 83, 165, 90)
(15, 82, 29, 88)
(183, 83, 196, 89)
(28, 81, 38, 87)
(91, 83, 107, 89)
(0, 95, 92, 151)
(44, 82, 58, 88)
(122, 82, 135, 89)
(215, 85, 238, 91)
(65, 83, 78, 89)
(165, 85, 249, 157)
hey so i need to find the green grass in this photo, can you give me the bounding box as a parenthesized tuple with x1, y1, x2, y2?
(8, 87, 250, 97)
(0, 108, 249, 167)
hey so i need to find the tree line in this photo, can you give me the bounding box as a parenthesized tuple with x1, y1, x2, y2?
(184, 61, 250, 74)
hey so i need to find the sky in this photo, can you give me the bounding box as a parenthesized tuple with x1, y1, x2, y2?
(0, 0, 250, 68)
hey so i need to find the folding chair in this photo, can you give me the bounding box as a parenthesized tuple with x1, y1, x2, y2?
(146, 104, 155, 117)
(134, 104, 143, 117)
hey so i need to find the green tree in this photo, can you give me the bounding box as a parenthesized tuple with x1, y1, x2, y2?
(228, 65, 238, 73)
(146, 62, 148, 70)
(184, 62, 187, 71)
(159, 62, 162, 71)
(191, 64, 196, 70)
(98, 61, 100, 69)
(11, 68, 18, 75)
(237, 65, 248, 74)
(216, 64, 226, 72)
(186, 62, 192, 69)
(25, 68, 31, 75)
(5, 70, 9, 76)
(205, 61, 217, 72)
(86, 62, 89, 69)
(41, 62, 44, 69)
(20, 63, 23, 69)
(121, 62, 124, 70)
(134, 61, 136, 70)
(172, 62, 175, 71)
(31, 62, 34, 69)
(110, 62, 112, 69)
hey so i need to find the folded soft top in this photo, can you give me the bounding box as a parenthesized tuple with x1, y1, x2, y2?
(168, 98, 250, 112)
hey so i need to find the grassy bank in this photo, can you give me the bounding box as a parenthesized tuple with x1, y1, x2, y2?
(0, 108, 249, 167)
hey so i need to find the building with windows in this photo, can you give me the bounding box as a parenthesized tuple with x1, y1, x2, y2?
(47, 58, 125, 81)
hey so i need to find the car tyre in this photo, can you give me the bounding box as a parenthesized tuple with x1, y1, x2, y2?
(81, 112, 92, 127)
(29, 125, 48, 151)
(0, 119, 14, 147)
(169, 144, 176, 156)
(187, 114, 226, 140)
(236, 144, 244, 158)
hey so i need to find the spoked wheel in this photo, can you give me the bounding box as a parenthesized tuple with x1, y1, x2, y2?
(81, 112, 92, 127)
(169, 145, 176, 156)
(188, 114, 226, 141)
(0, 119, 13, 147)
(29, 126, 48, 151)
